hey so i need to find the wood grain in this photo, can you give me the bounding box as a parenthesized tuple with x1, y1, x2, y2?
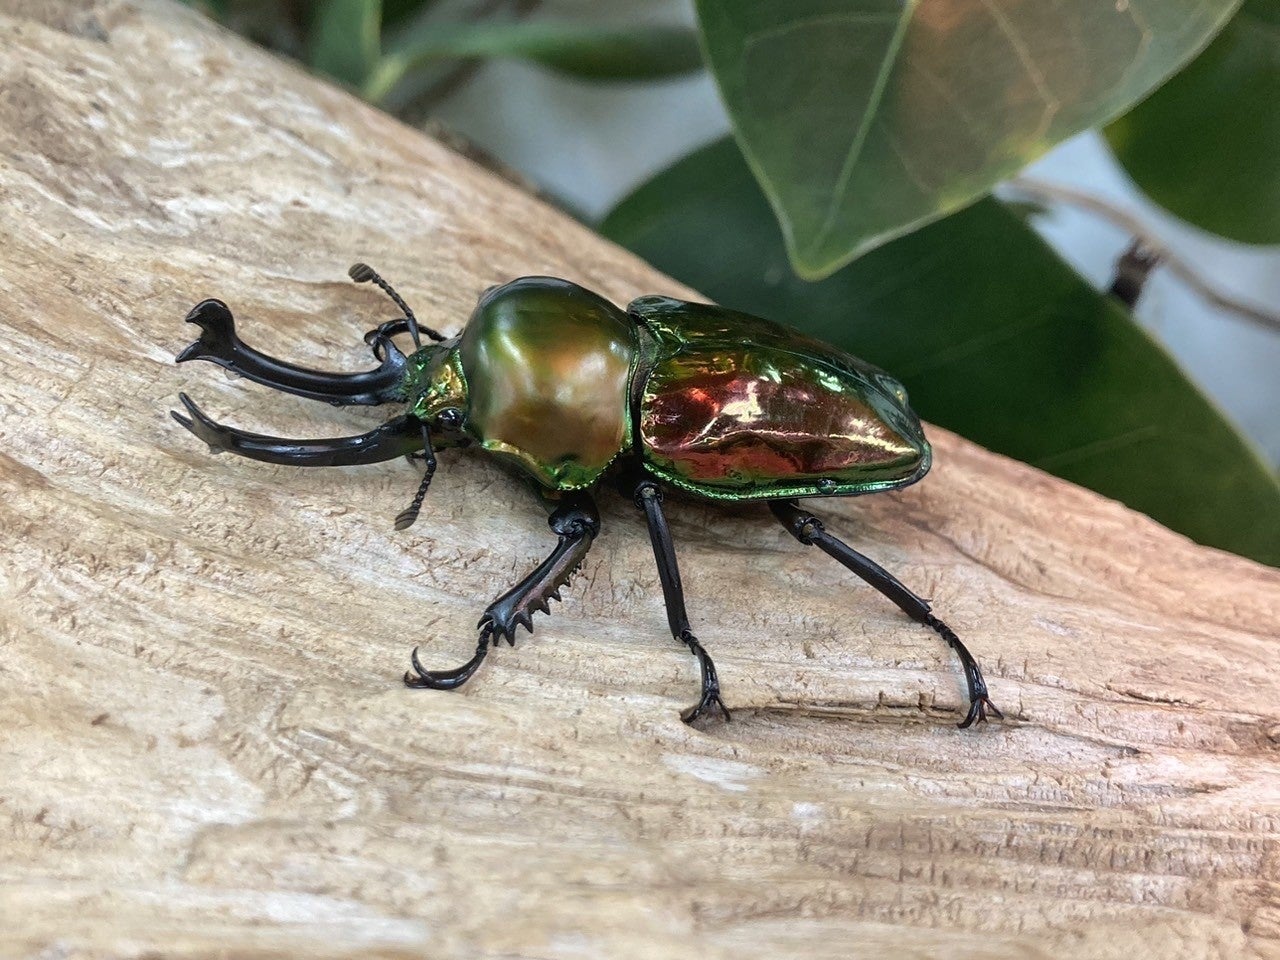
(2, 2, 1278, 957)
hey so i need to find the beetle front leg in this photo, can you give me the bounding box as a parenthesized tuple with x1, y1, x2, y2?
(404, 491, 600, 691)
(770, 500, 1003, 729)
(631, 479, 730, 725)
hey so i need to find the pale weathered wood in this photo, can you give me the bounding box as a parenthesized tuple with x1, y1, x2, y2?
(2, 2, 1278, 958)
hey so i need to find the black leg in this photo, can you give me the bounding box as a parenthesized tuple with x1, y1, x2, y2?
(631, 478, 729, 724)
(404, 491, 600, 691)
(177, 299, 407, 406)
(171, 392, 423, 466)
(770, 499, 1002, 728)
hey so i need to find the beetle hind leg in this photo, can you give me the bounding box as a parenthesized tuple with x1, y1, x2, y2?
(770, 499, 1003, 729)
(404, 491, 600, 691)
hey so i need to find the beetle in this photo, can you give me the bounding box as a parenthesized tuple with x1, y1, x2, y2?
(173, 264, 1002, 728)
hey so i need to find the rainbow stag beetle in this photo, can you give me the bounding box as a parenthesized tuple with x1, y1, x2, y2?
(172, 264, 1003, 728)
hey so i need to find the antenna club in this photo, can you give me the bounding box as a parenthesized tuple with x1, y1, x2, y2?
(346, 260, 445, 346)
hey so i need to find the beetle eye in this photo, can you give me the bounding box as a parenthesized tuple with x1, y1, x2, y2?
(435, 407, 464, 430)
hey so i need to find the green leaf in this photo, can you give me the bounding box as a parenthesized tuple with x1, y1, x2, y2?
(310, 0, 383, 89)
(1106, 0, 1280, 244)
(602, 139, 1280, 566)
(367, 22, 704, 102)
(381, 0, 435, 29)
(694, 0, 1243, 279)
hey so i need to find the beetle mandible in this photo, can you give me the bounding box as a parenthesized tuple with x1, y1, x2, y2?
(173, 265, 1003, 728)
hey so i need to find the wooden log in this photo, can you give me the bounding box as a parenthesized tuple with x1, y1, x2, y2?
(1, 2, 1277, 957)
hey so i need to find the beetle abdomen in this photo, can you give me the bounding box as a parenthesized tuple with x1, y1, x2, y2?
(459, 278, 637, 490)
(630, 298, 929, 501)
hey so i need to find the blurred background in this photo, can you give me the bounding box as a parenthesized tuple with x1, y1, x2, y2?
(182, 0, 1280, 564)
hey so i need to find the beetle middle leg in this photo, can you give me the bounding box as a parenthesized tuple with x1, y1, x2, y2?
(770, 499, 1003, 729)
(404, 491, 600, 691)
(630, 478, 730, 725)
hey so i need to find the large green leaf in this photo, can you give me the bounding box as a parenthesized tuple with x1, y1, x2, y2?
(310, 0, 383, 88)
(602, 139, 1280, 565)
(1106, 0, 1280, 245)
(694, 0, 1242, 279)
(366, 22, 703, 102)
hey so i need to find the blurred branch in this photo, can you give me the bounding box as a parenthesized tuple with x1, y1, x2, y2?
(1005, 177, 1280, 335)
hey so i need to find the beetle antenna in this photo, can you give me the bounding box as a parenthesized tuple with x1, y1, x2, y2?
(395, 423, 437, 530)
(348, 263, 446, 348)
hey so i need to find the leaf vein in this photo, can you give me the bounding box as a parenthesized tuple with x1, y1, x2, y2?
(740, 11, 902, 50)
(806, 0, 919, 260)
(975, 0, 1060, 141)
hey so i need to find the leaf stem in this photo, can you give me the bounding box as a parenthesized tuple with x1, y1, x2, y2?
(1004, 176, 1280, 336)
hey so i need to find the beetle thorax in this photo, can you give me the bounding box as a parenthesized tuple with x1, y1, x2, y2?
(454, 278, 638, 490)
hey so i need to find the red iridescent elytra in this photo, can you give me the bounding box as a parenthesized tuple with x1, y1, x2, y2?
(628, 295, 929, 502)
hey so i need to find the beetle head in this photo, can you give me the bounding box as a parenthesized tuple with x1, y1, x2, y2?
(404, 337, 470, 448)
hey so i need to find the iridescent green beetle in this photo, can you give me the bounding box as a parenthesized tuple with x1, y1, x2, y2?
(173, 265, 1002, 728)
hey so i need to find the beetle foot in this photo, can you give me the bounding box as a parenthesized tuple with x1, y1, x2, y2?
(958, 694, 1004, 730)
(675, 630, 731, 724)
(918, 614, 1004, 731)
(681, 689, 731, 725)
(403, 630, 491, 691)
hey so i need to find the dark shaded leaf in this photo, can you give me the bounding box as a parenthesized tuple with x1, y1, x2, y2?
(1106, 0, 1280, 244)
